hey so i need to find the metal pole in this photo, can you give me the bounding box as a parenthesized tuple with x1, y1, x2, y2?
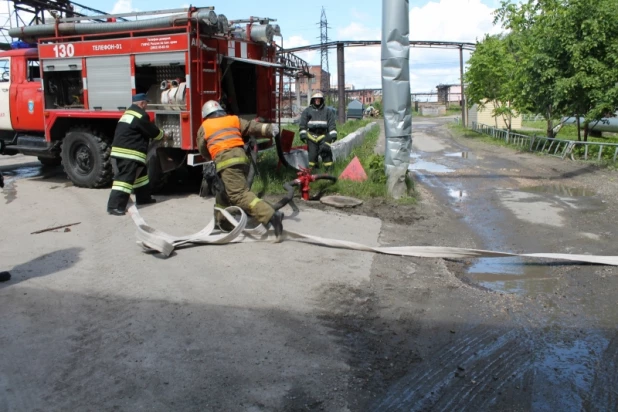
(459, 46, 465, 127)
(382, 0, 412, 199)
(337, 42, 345, 124)
(295, 76, 301, 116)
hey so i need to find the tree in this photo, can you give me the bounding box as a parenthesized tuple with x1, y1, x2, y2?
(495, 0, 563, 137)
(464, 34, 518, 131)
(495, 0, 618, 140)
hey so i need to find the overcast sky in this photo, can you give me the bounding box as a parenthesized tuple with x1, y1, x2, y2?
(1, 0, 504, 94)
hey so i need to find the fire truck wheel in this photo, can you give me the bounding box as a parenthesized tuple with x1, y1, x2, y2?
(61, 127, 112, 188)
(38, 157, 62, 167)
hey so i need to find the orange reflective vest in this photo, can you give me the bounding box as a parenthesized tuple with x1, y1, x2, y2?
(202, 115, 244, 159)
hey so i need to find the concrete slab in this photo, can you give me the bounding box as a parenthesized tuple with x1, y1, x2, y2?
(0, 165, 381, 410)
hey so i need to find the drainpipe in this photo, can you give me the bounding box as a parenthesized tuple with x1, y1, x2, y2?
(381, 0, 412, 198)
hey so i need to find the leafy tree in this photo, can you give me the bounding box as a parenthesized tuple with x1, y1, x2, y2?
(495, 0, 618, 141)
(495, 1, 562, 137)
(464, 34, 518, 131)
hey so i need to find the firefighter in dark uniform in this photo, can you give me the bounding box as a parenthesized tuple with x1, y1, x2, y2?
(196, 100, 284, 239)
(106, 93, 167, 215)
(299, 91, 338, 170)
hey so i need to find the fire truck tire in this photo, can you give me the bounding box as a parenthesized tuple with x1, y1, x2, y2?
(61, 127, 112, 188)
(38, 156, 62, 167)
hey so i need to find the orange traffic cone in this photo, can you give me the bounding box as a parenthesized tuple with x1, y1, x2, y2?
(339, 156, 368, 182)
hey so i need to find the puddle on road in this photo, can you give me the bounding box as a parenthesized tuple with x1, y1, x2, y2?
(3, 182, 17, 204)
(448, 188, 467, 201)
(521, 184, 596, 197)
(466, 257, 560, 295)
(1, 164, 44, 204)
(445, 152, 469, 159)
(3, 165, 43, 180)
(408, 158, 454, 174)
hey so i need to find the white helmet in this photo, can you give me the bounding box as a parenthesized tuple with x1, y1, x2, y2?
(310, 91, 325, 108)
(202, 100, 223, 118)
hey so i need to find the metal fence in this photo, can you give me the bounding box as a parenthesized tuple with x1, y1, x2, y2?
(470, 122, 618, 163)
(521, 114, 545, 122)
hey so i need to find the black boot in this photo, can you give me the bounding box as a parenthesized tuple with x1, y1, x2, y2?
(268, 211, 284, 240)
(136, 197, 157, 205)
(107, 208, 126, 216)
(0, 271, 11, 282)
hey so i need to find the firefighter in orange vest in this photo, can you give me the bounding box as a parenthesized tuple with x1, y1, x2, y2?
(196, 100, 284, 239)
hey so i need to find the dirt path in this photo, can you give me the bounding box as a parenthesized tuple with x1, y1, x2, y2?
(315, 117, 618, 411)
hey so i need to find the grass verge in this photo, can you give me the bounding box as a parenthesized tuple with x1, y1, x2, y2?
(447, 123, 511, 148)
(253, 120, 417, 204)
(518, 120, 618, 143)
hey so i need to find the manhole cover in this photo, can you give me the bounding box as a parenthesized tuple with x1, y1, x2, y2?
(320, 195, 363, 208)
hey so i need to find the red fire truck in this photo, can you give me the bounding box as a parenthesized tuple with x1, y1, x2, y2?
(0, 6, 308, 188)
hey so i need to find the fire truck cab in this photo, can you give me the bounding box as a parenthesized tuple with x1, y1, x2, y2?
(1, 7, 307, 189)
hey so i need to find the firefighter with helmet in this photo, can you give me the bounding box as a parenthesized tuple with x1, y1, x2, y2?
(299, 91, 337, 170)
(106, 93, 168, 215)
(196, 100, 284, 240)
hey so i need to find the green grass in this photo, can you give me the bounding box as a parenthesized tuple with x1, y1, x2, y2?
(448, 123, 511, 148)
(252, 119, 417, 203)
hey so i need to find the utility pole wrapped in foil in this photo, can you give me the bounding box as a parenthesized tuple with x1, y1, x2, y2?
(381, 0, 412, 198)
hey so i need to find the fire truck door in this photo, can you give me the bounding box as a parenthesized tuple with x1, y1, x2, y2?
(13, 59, 44, 132)
(0, 57, 12, 130)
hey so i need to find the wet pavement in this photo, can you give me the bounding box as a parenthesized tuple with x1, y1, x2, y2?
(403, 117, 618, 411)
(1, 157, 68, 204)
(408, 119, 611, 296)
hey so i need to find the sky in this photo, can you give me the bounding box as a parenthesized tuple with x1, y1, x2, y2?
(1, 0, 505, 95)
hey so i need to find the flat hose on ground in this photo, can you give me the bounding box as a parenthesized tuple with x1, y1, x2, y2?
(127, 201, 618, 266)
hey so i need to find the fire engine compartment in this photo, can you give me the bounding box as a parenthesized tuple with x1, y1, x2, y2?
(220, 59, 258, 117)
(16, 6, 307, 159)
(1, 5, 312, 191)
(43, 65, 84, 109)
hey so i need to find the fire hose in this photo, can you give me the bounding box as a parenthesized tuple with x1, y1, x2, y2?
(128, 134, 618, 264)
(270, 132, 338, 211)
(127, 201, 618, 266)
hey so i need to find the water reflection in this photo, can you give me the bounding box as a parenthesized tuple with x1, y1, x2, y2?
(521, 184, 596, 197)
(466, 257, 560, 295)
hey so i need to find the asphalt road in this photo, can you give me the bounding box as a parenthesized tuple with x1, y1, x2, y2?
(1, 117, 618, 411)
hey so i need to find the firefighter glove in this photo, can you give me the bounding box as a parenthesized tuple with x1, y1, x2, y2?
(299, 130, 307, 142)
